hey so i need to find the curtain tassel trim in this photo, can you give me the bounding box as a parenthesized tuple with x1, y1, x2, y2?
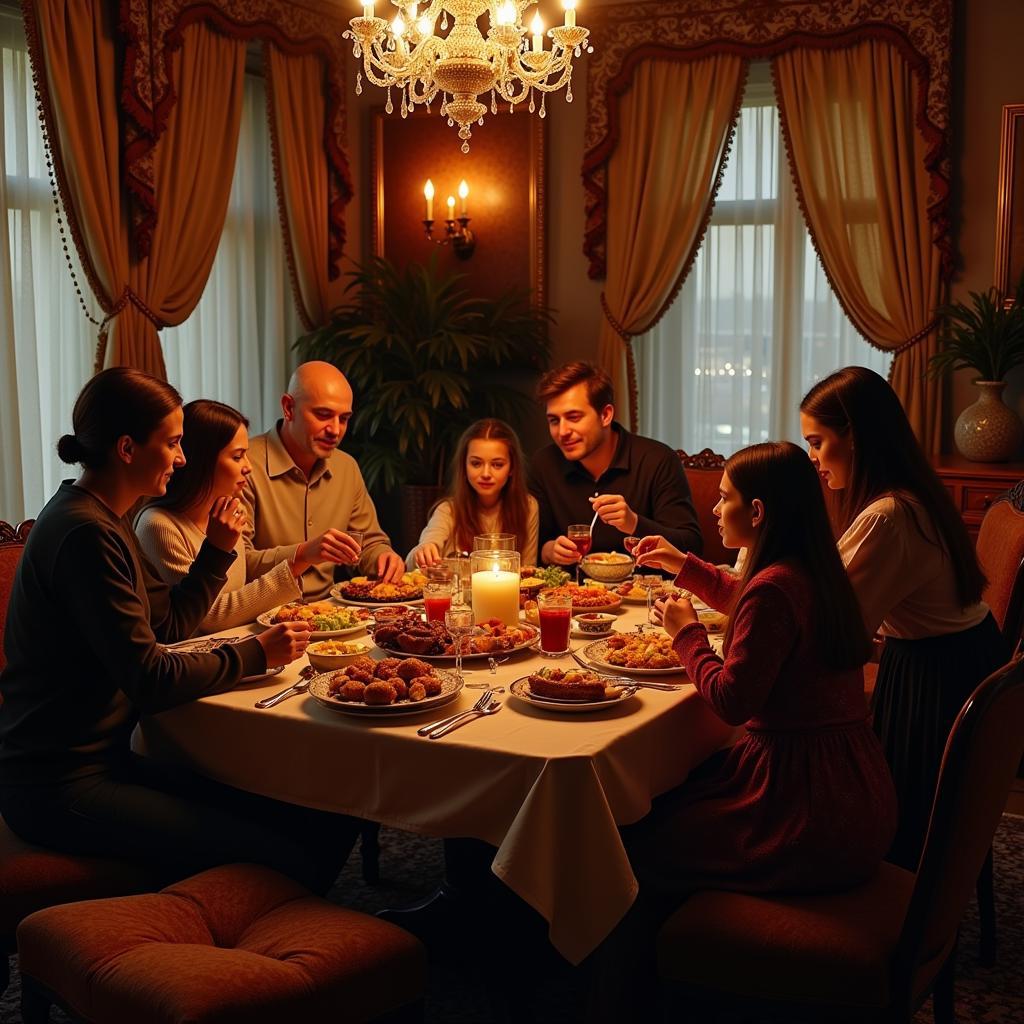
(601, 293, 639, 433)
(92, 289, 167, 373)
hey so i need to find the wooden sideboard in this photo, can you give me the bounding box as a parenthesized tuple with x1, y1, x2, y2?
(932, 455, 1024, 541)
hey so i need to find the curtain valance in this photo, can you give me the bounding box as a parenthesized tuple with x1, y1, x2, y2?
(583, 0, 952, 282)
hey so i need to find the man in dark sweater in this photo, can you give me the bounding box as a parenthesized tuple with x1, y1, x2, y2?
(529, 362, 703, 565)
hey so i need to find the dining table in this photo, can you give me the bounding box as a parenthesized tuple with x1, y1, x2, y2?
(135, 598, 738, 966)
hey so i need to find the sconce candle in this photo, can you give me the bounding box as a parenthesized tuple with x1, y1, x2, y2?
(563, 0, 576, 28)
(531, 13, 544, 53)
(423, 179, 434, 220)
(458, 180, 469, 215)
(446, 195, 456, 220)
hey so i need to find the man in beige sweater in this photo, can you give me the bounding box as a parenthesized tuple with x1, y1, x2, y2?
(241, 362, 405, 600)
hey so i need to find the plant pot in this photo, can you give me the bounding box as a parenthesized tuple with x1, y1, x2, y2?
(954, 381, 1023, 462)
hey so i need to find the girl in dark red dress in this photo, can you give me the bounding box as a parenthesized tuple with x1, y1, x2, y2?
(632, 441, 896, 895)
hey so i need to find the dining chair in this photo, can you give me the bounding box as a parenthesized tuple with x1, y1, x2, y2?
(655, 653, 1024, 1024)
(0, 518, 34, 674)
(676, 449, 733, 566)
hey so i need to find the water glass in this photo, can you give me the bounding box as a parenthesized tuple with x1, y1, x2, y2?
(445, 605, 476, 683)
(442, 556, 471, 603)
(346, 529, 364, 565)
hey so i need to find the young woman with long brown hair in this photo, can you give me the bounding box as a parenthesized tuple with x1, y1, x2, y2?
(800, 366, 1007, 869)
(407, 418, 539, 568)
(632, 441, 896, 894)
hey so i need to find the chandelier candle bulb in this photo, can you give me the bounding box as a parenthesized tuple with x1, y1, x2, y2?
(563, 0, 576, 29)
(424, 179, 434, 220)
(531, 13, 544, 52)
(361, 1, 373, 19)
(458, 179, 469, 214)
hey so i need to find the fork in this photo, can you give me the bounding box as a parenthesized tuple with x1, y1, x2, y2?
(416, 689, 493, 736)
(427, 700, 502, 739)
(254, 665, 315, 709)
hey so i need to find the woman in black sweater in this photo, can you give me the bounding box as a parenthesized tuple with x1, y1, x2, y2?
(0, 368, 356, 891)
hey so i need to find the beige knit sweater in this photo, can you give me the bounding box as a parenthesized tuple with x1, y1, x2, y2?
(134, 506, 301, 635)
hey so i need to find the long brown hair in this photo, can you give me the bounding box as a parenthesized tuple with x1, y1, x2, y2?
(800, 367, 985, 607)
(722, 442, 872, 670)
(148, 400, 249, 514)
(446, 419, 530, 554)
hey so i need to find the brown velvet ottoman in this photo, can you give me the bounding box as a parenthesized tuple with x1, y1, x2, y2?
(17, 863, 427, 1024)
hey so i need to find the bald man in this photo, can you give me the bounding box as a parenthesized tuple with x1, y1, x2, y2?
(241, 361, 405, 599)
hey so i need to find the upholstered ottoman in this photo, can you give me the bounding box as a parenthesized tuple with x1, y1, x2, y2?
(17, 863, 427, 1024)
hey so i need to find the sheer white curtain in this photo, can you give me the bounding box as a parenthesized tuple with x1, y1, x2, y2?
(160, 73, 301, 433)
(1, 10, 97, 522)
(635, 64, 890, 455)
(1, 12, 300, 522)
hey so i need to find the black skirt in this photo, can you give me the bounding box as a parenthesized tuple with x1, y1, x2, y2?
(872, 613, 1008, 870)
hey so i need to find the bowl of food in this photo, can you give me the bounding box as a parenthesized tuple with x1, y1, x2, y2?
(306, 639, 374, 672)
(580, 552, 635, 583)
(573, 611, 617, 635)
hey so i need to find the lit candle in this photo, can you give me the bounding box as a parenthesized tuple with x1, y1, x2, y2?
(531, 12, 544, 52)
(458, 179, 469, 215)
(496, 1, 515, 26)
(392, 15, 406, 52)
(446, 195, 456, 220)
(471, 566, 520, 626)
(562, 0, 576, 29)
(362, 0, 373, 19)
(424, 179, 434, 220)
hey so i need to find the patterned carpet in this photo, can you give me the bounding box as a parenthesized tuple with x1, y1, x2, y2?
(2, 815, 1021, 1022)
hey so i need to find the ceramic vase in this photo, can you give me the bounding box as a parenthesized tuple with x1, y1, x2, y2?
(954, 380, 1023, 462)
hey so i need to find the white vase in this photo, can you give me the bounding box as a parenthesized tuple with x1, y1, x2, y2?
(953, 380, 1023, 462)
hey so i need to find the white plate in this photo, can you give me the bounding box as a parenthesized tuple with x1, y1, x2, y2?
(509, 676, 638, 713)
(255, 607, 371, 640)
(571, 627, 615, 640)
(308, 669, 462, 717)
(581, 638, 687, 676)
(242, 664, 285, 682)
(374, 624, 539, 661)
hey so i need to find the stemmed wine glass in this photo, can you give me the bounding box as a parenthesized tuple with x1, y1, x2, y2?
(445, 606, 475, 685)
(567, 523, 592, 586)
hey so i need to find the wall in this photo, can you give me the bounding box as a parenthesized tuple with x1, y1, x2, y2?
(341, 0, 1024, 453)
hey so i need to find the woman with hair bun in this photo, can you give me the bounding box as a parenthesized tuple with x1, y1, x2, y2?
(0, 368, 357, 892)
(135, 399, 303, 632)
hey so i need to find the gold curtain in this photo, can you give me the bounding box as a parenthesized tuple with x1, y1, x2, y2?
(265, 45, 342, 330)
(27, 4, 244, 377)
(773, 40, 943, 452)
(599, 55, 746, 430)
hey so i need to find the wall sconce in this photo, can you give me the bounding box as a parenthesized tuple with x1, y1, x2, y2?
(422, 178, 476, 259)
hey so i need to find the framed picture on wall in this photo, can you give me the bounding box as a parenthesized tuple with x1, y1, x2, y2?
(994, 103, 1024, 304)
(371, 106, 546, 307)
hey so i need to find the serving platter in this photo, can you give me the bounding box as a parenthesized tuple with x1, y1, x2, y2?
(374, 624, 539, 661)
(580, 638, 687, 676)
(255, 607, 370, 640)
(508, 676, 638, 713)
(308, 670, 462, 717)
(330, 583, 425, 608)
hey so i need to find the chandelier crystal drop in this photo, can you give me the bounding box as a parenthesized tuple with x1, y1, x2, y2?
(345, 1, 591, 152)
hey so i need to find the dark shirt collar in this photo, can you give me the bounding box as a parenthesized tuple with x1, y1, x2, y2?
(562, 423, 631, 483)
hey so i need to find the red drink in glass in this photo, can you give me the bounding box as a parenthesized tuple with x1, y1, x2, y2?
(424, 594, 452, 623)
(538, 606, 571, 653)
(574, 534, 593, 558)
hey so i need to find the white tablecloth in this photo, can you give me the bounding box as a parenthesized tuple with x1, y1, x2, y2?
(137, 603, 736, 964)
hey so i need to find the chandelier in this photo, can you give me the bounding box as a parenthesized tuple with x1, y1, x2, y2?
(345, 1, 591, 152)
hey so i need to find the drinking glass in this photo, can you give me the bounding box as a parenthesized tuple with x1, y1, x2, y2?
(423, 579, 454, 624)
(445, 606, 476, 683)
(623, 535, 640, 554)
(537, 590, 572, 656)
(346, 529, 364, 566)
(472, 533, 516, 552)
(442, 556, 470, 603)
(566, 524, 592, 586)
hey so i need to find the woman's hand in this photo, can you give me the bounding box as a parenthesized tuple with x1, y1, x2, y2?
(661, 595, 698, 639)
(415, 543, 442, 568)
(633, 535, 687, 576)
(206, 496, 245, 553)
(255, 621, 313, 668)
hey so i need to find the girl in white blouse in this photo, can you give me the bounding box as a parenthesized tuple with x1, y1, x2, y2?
(135, 400, 307, 633)
(407, 418, 539, 569)
(800, 367, 1008, 869)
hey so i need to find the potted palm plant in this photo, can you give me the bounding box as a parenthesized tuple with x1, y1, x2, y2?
(295, 255, 553, 546)
(928, 273, 1024, 461)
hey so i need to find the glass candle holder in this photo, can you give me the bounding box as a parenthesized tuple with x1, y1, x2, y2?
(472, 533, 517, 552)
(470, 548, 521, 626)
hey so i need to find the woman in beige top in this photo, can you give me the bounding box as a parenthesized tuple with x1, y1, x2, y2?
(136, 400, 342, 633)
(800, 367, 1008, 869)
(407, 418, 539, 569)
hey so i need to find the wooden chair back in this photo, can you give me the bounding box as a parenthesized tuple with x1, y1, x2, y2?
(676, 449, 733, 566)
(0, 520, 34, 673)
(976, 481, 1024, 647)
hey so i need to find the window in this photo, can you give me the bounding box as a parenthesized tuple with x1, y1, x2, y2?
(634, 63, 890, 455)
(1, 12, 299, 522)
